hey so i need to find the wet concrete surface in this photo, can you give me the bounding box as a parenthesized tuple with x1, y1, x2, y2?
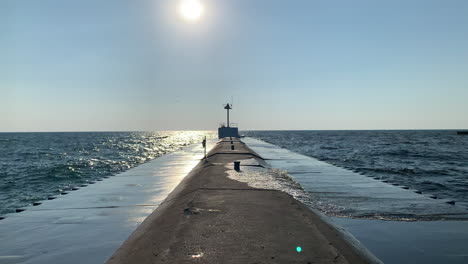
(332, 218, 468, 264)
(0, 140, 217, 264)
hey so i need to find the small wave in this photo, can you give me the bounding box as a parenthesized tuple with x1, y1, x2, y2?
(356, 167, 418, 176)
(420, 181, 448, 190)
(226, 165, 355, 218)
(320, 146, 338, 150)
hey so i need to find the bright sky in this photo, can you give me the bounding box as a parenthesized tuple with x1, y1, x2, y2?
(2, 0, 468, 131)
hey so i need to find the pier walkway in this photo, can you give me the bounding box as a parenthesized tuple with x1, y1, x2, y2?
(106, 138, 376, 264)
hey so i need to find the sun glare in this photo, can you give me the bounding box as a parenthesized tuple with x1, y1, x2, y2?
(178, 0, 204, 22)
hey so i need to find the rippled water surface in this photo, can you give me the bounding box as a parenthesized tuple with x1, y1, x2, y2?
(0, 131, 215, 215)
(244, 130, 468, 207)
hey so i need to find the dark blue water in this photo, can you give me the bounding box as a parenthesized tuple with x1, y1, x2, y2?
(0, 131, 214, 215)
(244, 130, 468, 208)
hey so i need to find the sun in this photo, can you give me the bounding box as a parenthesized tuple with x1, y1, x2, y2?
(178, 0, 204, 22)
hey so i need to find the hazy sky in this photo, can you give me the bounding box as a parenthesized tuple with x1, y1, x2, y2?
(2, 0, 468, 131)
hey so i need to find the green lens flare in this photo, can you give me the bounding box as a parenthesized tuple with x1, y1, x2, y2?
(296, 246, 302, 253)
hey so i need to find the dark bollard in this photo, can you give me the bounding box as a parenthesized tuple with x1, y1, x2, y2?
(231, 141, 233, 144)
(234, 161, 241, 171)
(231, 145, 235, 150)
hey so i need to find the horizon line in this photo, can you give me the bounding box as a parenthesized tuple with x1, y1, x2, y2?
(0, 128, 467, 133)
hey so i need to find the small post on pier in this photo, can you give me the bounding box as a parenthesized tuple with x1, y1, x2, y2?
(234, 161, 241, 171)
(202, 136, 207, 160)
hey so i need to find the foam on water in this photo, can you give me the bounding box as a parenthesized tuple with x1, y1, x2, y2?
(227, 165, 347, 216)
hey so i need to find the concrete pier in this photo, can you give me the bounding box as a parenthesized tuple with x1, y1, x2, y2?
(106, 138, 376, 264)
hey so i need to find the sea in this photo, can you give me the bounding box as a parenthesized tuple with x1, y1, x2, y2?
(1, 130, 468, 218)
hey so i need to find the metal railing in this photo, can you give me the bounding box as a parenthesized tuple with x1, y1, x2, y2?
(219, 123, 238, 128)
